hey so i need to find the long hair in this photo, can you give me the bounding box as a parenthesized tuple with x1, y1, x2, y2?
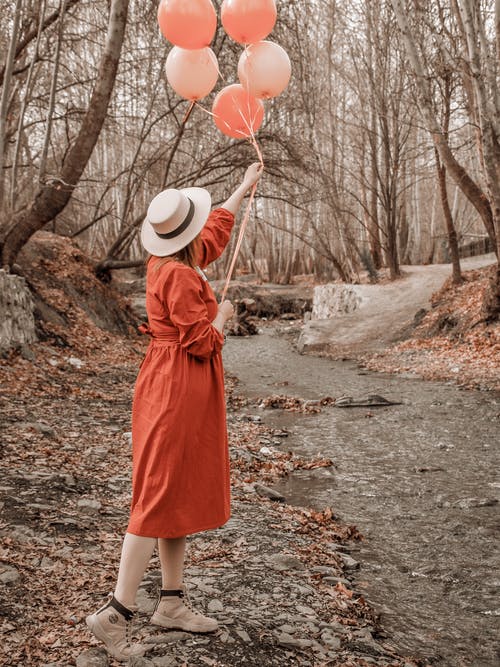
(151, 234, 202, 272)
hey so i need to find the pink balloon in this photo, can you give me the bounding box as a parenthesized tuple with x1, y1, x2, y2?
(165, 47, 219, 100)
(221, 0, 277, 45)
(238, 41, 291, 99)
(212, 84, 264, 139)
(158, 0, 216, 50)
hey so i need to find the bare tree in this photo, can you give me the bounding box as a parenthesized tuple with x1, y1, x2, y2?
(0, 0, 130, 267)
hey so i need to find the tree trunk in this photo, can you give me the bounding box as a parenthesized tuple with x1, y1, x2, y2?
(0, 0, 130, 268)
(0, 0, 23, 208)
(435, 148, 462, 284)
(390, 0, 496, 246)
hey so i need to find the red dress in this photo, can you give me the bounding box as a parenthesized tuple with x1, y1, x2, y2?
(127, 208, 235, 538)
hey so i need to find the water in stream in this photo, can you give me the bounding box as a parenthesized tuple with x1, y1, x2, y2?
(223, 326, 500, 667)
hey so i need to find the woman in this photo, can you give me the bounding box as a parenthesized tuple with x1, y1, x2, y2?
(86, 163, 262, 661)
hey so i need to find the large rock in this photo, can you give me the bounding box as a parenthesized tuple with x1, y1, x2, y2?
(0, 269, 37, 353)
(312, 284, 362, 319)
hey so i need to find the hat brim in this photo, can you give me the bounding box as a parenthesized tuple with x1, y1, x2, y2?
(140, 187, 212, 257)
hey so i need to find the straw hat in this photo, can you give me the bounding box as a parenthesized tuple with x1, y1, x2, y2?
(141, 187, 211, 256)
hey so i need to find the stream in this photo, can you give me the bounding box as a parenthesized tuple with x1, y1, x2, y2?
(223, 325, 500, 667)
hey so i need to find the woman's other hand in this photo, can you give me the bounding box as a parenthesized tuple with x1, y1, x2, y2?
(218, 300, 235, 321)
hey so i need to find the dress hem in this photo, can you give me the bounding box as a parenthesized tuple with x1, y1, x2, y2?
(126, 511, 231, 540)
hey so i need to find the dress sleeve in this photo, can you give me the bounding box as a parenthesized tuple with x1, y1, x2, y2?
(198, 208, 235, 269)
(163, 265, 224, 360)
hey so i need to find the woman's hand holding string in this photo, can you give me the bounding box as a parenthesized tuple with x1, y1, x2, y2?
(212, 299, 235, 334)
(221, 163, 263, 215)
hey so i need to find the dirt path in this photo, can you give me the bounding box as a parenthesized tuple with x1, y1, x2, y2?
(299, 254, 496, 356)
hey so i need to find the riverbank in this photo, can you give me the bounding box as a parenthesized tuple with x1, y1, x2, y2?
(223, 326, 500, 667)
(0, 332, 422, 667)
(362, 265, 500, 391)
(298, 257, 499, 392)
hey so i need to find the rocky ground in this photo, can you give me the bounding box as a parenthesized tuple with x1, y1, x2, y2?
(0, 329, 423, 667)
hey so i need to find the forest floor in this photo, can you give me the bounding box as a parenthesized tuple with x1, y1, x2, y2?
(1, 232, 498, 665)
(0, 332, 422, 667)
(0, 231, 423, 667)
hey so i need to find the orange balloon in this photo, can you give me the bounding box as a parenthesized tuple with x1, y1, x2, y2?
(212, 84, 264, 139)
(238, 41, 291, 99)
(165, 47, 219, 100)
(158, 0, 217, 50)
(221, 0, 277, 45)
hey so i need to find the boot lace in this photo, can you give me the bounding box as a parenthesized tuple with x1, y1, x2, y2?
(183, 588, 202, 617)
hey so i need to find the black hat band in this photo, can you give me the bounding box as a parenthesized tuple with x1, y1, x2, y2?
(154, 198, 195, 240)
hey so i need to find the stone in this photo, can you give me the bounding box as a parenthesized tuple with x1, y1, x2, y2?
(322, 576, 351, 586)
(20, 344, 36, 361)
(452, 497, 498, 510)
(152, 657, 178, 667)
(63, 473, 76, 487)
(0, 270, 37, 353)
(236, 629, 251, 642)
(32, 422, 56, 438)
(277, 633, 313, 649)
(128, 658, 156, 667)
(0, 565, 20, 584)
(40, 556, 54, 570)
(75, 648, 109, 667)
(269, 554, 305, 571)
(77, 498, 102, 513)
(9, 525, 36, 544)
(339, 554, 360, 570)
(295, 604, 316, 616)
(321, 630, 341, 650)
(312, 284, 361, 319)
(67, 356, 85, 368)
(207, 599, 224, 613)
(253, 483, 286, 502)
(279, 624, 297, 634)
(135, 588, 156, 613)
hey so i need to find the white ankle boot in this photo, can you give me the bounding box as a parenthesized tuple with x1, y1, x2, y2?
(86, 594, 145, 662)
(150, 585, 218, 633)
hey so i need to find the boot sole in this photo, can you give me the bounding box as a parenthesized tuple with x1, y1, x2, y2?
(86, 614, 144, 662)
(150, 612, 218, 634)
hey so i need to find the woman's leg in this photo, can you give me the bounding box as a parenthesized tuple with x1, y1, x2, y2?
(86, 533, 156, 660)
(158, 536, 186, 589)
(153, 536, 218, 633)
(114, 532, 157, 607)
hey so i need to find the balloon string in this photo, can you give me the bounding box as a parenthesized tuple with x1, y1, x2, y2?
(194, 100, 252, 139)
(182, 100, 195, 124)
(220, 113, 263, 304)
(220, 180, 258, 304)
(187, 100, 264, 304)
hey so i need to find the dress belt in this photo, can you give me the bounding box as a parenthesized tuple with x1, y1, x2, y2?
(138, 323, 180, 345)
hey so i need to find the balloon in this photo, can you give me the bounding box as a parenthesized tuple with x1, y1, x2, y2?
(165, 47, 219, 100)
(238, 41, 291, 99)
(212, 84, 264, 139)
(158, 0, 217, 50)
(221, 0, 277, 45)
